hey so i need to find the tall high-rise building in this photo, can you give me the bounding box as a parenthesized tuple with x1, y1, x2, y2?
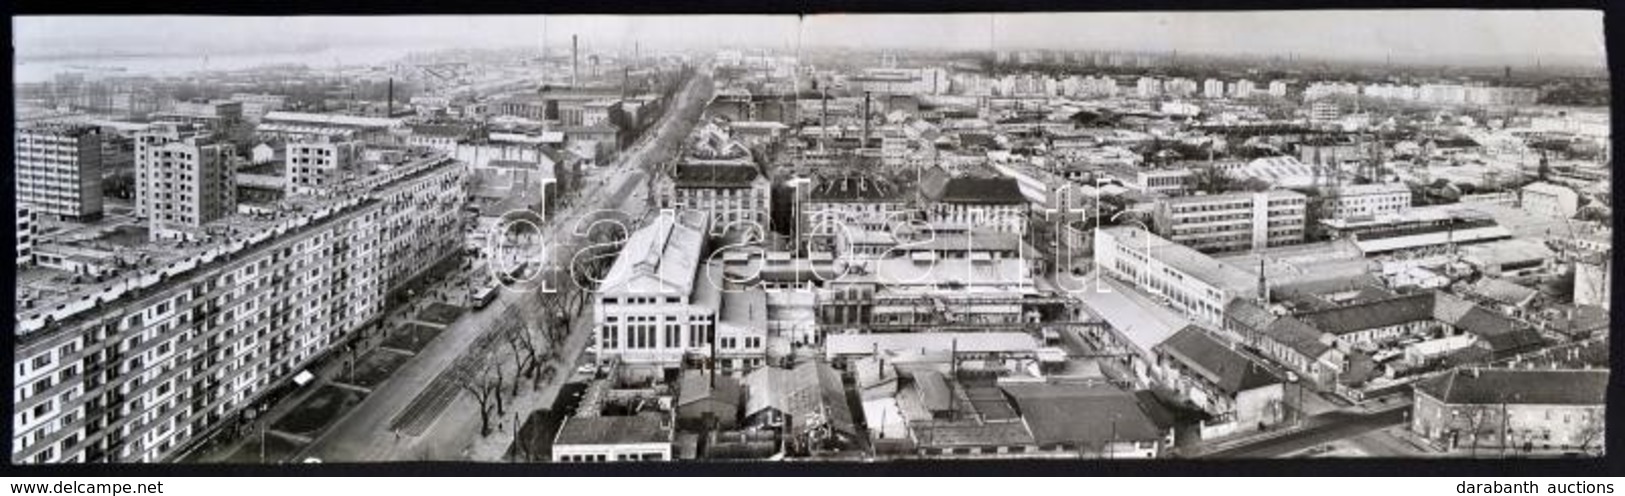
(286, 138, 362, 195)
(1268, 80, 1289, 97)
(16, 207, 37, 266)
(1203, 78, 1226, 99)
(1136, 77, 1163, 98)
(12, 156, 469, 463)
(1230, 79, 1257, 99)
(134, 125, 238, 233)
(15, 124, 105, 222)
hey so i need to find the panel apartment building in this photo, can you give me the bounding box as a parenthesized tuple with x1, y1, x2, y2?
(11, 155, 468, 464)
(1152, 190, 1307, 254)
(134, 124, 238, 236)
(16, 124, 105, 222)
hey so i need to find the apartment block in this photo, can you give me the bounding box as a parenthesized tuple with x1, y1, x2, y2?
(285, 139, 362, 195)
(16, 124, 105, 222)
(17, 207, 37, 266)
(134, 127, 237, 237)
(1152, 190, 1307, 254)
(11, 156, 468, 464)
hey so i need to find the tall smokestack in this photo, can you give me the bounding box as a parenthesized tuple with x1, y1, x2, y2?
(386, 78, 394, 117)
(572, 35, 579, 87)
(862, 91, 872, 149)
(820, 86, 829, 151)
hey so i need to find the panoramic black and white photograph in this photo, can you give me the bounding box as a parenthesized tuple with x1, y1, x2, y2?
(9, 11, 1611, 465)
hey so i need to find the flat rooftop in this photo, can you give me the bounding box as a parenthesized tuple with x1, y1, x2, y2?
(17, 153, 456, 339)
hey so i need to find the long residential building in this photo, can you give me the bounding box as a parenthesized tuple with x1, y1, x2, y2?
(1411, 368, 1606, 453)
(1152, 190, 1308, 254)
(16, 124, 105, 222)
(12, 155, 468, 464)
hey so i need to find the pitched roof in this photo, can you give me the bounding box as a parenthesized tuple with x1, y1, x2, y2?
(918, 166, 954, 202)
(939, 177, 1026, 205)
(906, 369, 954, 413)
(743, 362, 856, 437)
(808, 173, 905, 202)
(1298, 293, 1434, 335)
(1001, 383, 1165, 445)
(598, 210, 710, 297)
(1262, 316, 1332, 358)
(670, 162, 762, 189)
(1415, 368, 1607, 406)
(1158, 326, 1283, 395)
(1224, 298, 1279, 332)
(677, 370, 742, 409)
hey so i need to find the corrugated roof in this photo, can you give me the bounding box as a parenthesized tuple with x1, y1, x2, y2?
(743, 362, 856, 437)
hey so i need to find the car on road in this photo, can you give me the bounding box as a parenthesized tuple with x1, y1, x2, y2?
(576, 363, 597, 376)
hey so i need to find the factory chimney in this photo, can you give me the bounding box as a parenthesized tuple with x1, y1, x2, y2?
(386, 78, 394, 117)
(572, 35, 579, 87)
(862, 91, 872, 149)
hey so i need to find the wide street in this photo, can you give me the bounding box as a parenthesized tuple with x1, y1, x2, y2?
(290, 65, 714, 462)
(1198, 406, 1408, 459)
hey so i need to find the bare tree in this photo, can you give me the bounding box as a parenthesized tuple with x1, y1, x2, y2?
(1576, 412, 1605, 456)
(492, 363, 507, 418)
(460, 367, 500, 437)
(503, 328, 530, 398)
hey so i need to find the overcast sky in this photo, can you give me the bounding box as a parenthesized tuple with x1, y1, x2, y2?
(13, 11, 1606, 66)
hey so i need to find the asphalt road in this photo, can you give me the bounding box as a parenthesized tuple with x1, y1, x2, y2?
(1200, 407, 1407, 459)
(289, 66, 712, 462)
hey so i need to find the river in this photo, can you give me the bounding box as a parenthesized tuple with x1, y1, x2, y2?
(13, 46, 424, 84)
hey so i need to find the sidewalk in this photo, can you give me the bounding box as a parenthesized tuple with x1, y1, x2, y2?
(184, 296, 426, 463)
(464, 305, 596, 461)
(1176, 415, 1333, 458)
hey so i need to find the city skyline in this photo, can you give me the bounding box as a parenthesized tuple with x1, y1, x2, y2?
(14, 11, 1608, 69)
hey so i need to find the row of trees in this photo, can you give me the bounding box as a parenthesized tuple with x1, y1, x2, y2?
(459, 217, 625, 439)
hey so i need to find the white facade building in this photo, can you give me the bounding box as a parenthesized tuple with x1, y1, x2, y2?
(1325, 182, 1413, 220)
